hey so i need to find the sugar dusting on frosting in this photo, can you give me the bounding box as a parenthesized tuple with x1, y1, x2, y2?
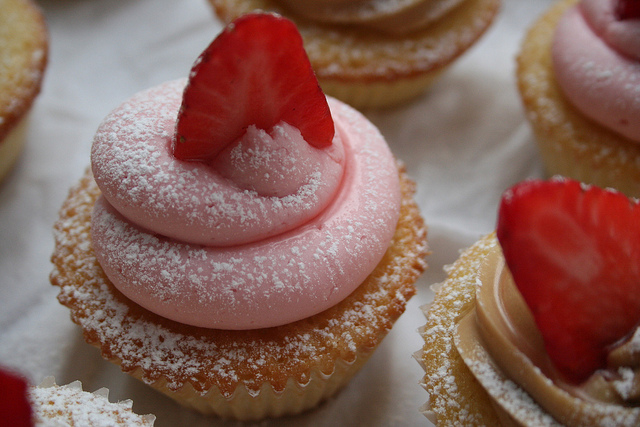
(418, 237, 497, 425)
(91, 79, 345, 248)
(611, 328, 640, 400)
(419, 235, 534, 425)
(214, 122, 341, 198)
(420, 233, 640, 426)
(90, 94, 401, 329)
(419, 236, 551, 425)
(461, 357, 561, 426)
(30, 377, 155, 426)
(51, 163, 427, 397)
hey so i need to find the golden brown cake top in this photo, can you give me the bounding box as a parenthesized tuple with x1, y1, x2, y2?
(0, 0, 48, 142)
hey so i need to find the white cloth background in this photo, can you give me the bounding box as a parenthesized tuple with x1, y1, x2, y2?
(0, 0, 555, 425)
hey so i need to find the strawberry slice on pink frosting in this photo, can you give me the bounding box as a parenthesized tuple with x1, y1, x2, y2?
(89, 14, 402, 330)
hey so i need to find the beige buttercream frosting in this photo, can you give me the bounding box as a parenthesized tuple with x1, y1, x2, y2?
(454, 239, 640, 426)
(276, 0, 467, 34)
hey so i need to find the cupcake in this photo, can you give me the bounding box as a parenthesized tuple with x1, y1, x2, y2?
(207, 0, 500, 108)
(0, 368, 155, 426)
(0, 0, 48, 183)
(50, 13, 428, 420)
(517, 0, 640, 197)
(418, 177, 640, 426)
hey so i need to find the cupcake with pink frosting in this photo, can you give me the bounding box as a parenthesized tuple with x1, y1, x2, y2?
(516, 0, 640, 197)
(50, 13, 428, 420)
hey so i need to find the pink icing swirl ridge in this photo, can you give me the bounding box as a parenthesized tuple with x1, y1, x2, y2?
(551, 1, 640, 143)
(91, 79, 345, 247)
(90, 81, 401, 330)
(581, 0, 640, 61)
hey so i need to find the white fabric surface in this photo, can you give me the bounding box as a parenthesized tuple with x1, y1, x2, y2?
(0, 0, 555, 425)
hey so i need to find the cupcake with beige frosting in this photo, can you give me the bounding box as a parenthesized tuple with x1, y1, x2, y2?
(51, 13, 428, 420)
(517, 0, 640, 197)
(419, 177, 640, 426)
(207, 0, 501, 108)
(0, 0, 48, 183)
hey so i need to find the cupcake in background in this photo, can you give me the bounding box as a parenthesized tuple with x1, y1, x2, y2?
(51, 13, 428, 420)
(517, 0, 640, 197)
(0, 367, 156, 426)
(207, 0, 500, 108)
(418, 177, 640, 425)
(0, 0, 48, 183)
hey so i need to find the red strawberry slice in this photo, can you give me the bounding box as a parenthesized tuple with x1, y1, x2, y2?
(0, 368, 32, 426)
(173, 13, 334, 162)
(496, 178, 640, 384)
(616, 0, 640, 20)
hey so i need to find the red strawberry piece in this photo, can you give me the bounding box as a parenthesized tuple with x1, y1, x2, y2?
(496, 178, 640, 384)
(616, 0, 640, 20)
(0, 368, 33, 426)
(173, 13, 334, 162)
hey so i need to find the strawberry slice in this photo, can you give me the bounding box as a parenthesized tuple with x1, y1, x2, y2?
(496, 178, 640, 384)
(0, 368, 32, 426)
(616, 0, 640, 20)
(173, 13, 334, 162)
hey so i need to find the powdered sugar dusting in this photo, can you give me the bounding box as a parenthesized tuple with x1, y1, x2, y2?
(91, 80, 345, 248)
(90, 95, 403, 329)
(419, 233, 640, 426)
(463, 358, 561, 426)
(50, 163, 427, 397)
(30, 377, 155, 426)
(418, 235, 506, 425)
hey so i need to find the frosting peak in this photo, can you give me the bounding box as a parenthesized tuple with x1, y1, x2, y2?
(91, 79, 345, 247)
(213, 122, 344, 198)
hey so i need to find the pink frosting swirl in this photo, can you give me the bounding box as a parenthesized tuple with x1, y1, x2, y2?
(551, 0, 640, 143)
(580, 0, 640, 61)
(90, 80, 401, 330)
(91, 79, 345, 247)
